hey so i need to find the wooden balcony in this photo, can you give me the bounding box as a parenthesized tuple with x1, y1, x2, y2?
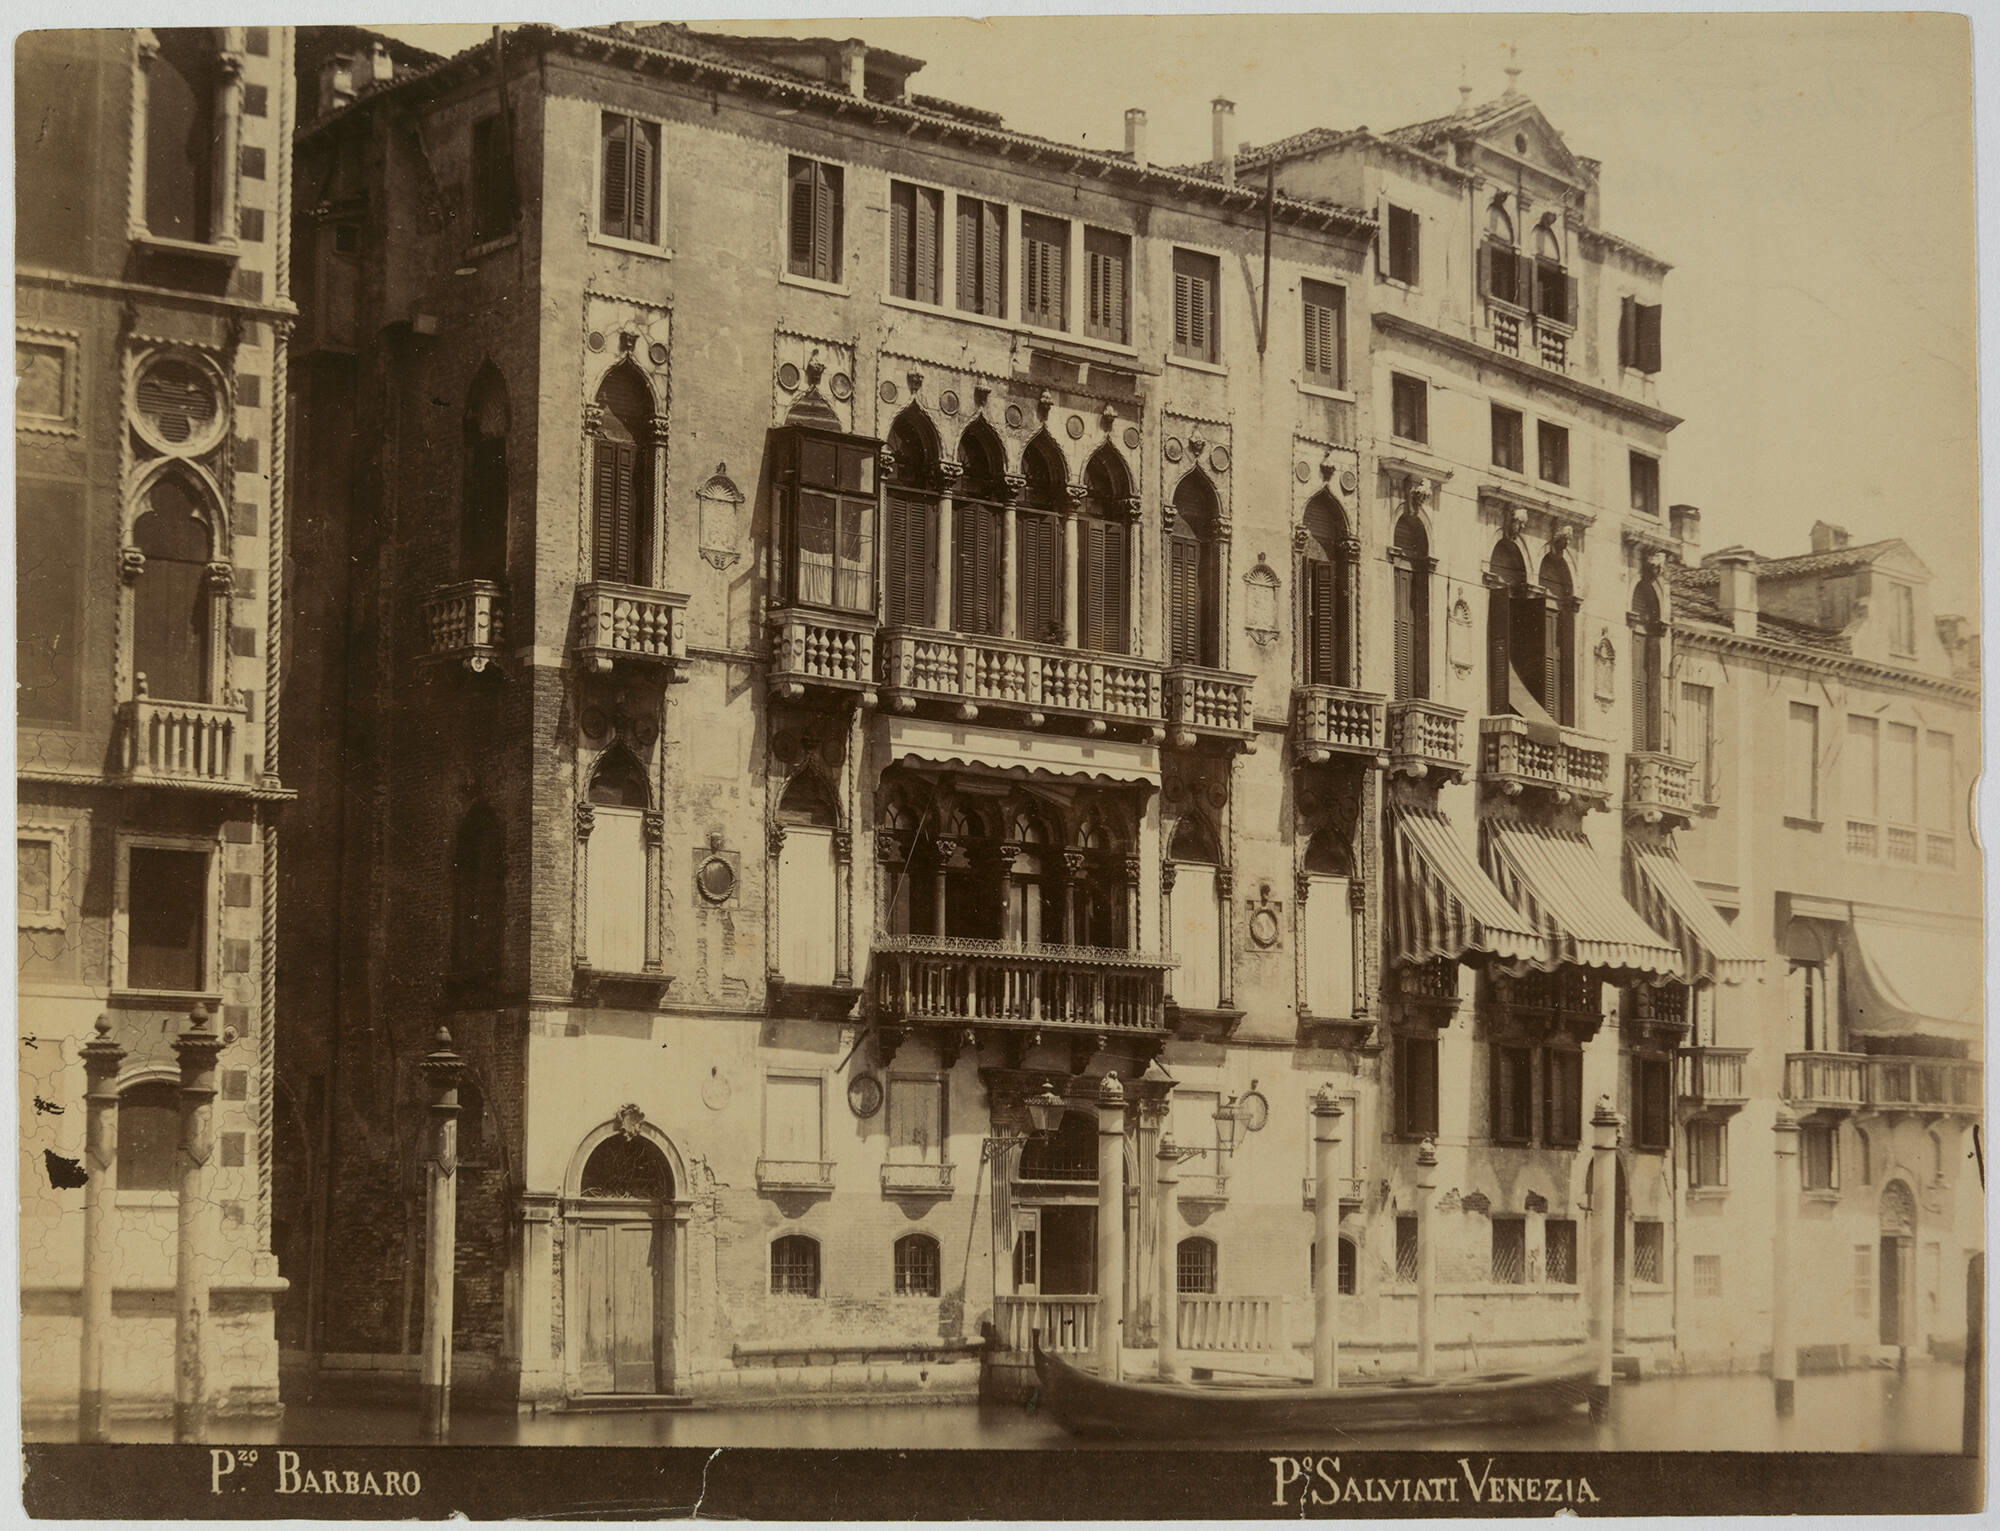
(574, 582, 689, 675)
(1626, 751, 1697, 828)
(1676, 1046, 1751, 1111)
(1292, 683, 1387, 765)
(768, 608, 878, 705)
(880, 629, 1164, 735)
(1783, 1052, 1867, 1115)
(115, 697, 245, 788)
(870, 935, 1170, 1032)
(422, 580, 506, 672)
(1864, 1056, 1982, 1117)
(1478, 716, 1614, 809)
(1166, 665, 1258, 749)
(1387, 699, 1469, 782)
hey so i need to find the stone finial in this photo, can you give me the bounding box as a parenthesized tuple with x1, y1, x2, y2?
(1097, 1071, 1125, 1107)
(1416, 1136, 1438, 1168)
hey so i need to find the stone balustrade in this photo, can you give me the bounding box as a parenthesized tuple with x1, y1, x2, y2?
(575, 582, 689, 672)
(1292, 683, 1386, 763)
(1478, 715, 1613, 807)
(880, 628, 1164, 732)
(423, 580, 506, 670)
(116, 697, 243, 787)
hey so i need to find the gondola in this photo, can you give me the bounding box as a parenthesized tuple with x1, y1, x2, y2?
(1030, 1333, 1596, 1440)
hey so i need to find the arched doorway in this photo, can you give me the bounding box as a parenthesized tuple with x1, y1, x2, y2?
(1879, 1179, 1917, 1349)
(565, 1125, 679, 1395)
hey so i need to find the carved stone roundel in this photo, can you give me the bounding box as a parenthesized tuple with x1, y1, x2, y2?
(878, 380, 898, 404)
(1122, 426, 1142, 451)
(939, 389, 960, 416)
(777, 361, 801, 392)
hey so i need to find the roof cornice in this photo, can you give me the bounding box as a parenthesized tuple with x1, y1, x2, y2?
(1574, 224, 1672, 276)
(1674, 620, 1979, 702)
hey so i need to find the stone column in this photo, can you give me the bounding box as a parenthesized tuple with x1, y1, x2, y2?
(1132, 1100, 1162, 1345)
(419, 1028, 464, 1441)
(670, 1205, 693, 1394)
(935, 481, 956, 631)
(78, 1017, 125, 1442)
(1095, 1073, 1127, 1380)
(1155, 1134, 1181, 1380)
(832, 828, 854, 986)
(1000, 501, 1019, 639)
(1312, 1088, 1346, 1388)
(1061, 503, 1081, 648)
(1414, 1137, 1438, 1377)
(172, 1004, 225, 1444)
(1589, 1095, 1622, 1422)
(1771, 1106, 1799, 1416)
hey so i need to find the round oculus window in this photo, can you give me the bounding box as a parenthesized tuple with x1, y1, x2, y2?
(134, 354, 224, 455)
(697, 856, 737, 903)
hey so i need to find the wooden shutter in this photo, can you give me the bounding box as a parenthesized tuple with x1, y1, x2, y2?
(630, 122, 656, 243)
(1541, 601, 1562, 721)
(955, 200, 978, 309)
(1304, 875, 1352, 1017)
(1631, 631, 1651, 750)
(1189, 272, 1210, 355)
(600, 117, 630, 238)
(1564, 273, 1580, 328)
(1558, 606, 1577, 726)
(1487, 589, 1511, 714)
(1017, 514, 1057, 642)
(1636, 303, 1663, 373)
(955, 503, 997, 634)
(889, 182, 913, 299)
(1169, 536, 1199, 665)
(592, 440, 621, 581)
(915, 188, 939, 303)
(982, 203, 1004, 316)
(1083, 517, 1129, 654)
(778, 828, 837, 984)
(1173, 269, 1191, 349)
(787, 160, 814, 275)
(811, 165, 834, 281)
(885, 494, 932, 627)
(1307, 560, 1337, 685)
(1393, 562, 1415, 700)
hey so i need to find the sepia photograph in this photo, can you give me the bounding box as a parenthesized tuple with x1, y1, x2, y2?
(12, 7, 1986, 1518)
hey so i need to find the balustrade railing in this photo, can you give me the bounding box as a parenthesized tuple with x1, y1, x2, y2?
(1866, 1057, 1981, 1114)
(769, 609, 876, 696)
(1387, 699, 1467, 777)
(423, 580, 506, 668)
(880, 1161, 955, 1194)
(1783, 1052, 1867, 1110)
(1479, 716, 1613, 803)
(880, 629, 1164, 727)
(1167, 665, 1257, 742)
(116, 697, 242, 786)
(1293, 684, 1386, 760)
(755, 1158, 835, 1191)
(1177, 1294, 1286, 1354)
(575, 582, 689, 671)
(872, 935, 1170, 1031)
(1625, 751, 1696, 822)
(992, 1295, 1099, 1355)
(1676, 1046, 1751, 1106)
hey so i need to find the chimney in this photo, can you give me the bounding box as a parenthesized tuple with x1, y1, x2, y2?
(1808, 520, 1849, 553)
(1669, 503, 1701, 551)
(367, 39, 393, 88)
(1712, 550, 1759, 637)
(318, 54, 356, 116)
(1211, 97, 1236, 184)
(1124, 108, 1149, 170)
(840, 40, 868, 98)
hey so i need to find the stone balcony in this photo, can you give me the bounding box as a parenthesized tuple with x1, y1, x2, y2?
(1676, 1046, 1751, 1112)
(1292, 683, 1387, 765)
(1165, 665, 1257, 749)
(574, 582, 690, 675)
(1478, 715, 1614, 809)
(1625, 751, 1697, 829)
(880, 628, 1165, 736)
(880, 1161, 955, 1196)
(422, 580, 507, 672)
(114, 697, 245, 789)
(1387, 698, 1469, 782)
(870, 934, 1171, 1034)
(768, 608, 878, 705)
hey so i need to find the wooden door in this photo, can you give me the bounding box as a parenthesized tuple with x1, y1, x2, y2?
(1880, 1237, 1905, 1347)
(612, 1223, 659, 1393)
(573, 1223, 615, 1393)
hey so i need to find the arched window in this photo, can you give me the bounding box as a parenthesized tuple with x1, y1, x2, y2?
(146, 30, 221, 242)
(1299, 492, 1354, 687)
(132, 474, 216, 702)
(1534, 221, 1563, 263)
(1539, 552, 1578, 727)
(116, 1080, 181, 1191)
(1168, 473, 1221, 668)
(1485, 541, 1575, 725)
(1301, 829, 1354, 1019)
(1629, 577, 1665, 752)
(1079, 449, 1132, 655)
(1391, 515, 1432, 700)
(581, 1132, 673, 1198)
(450, 804, 506, 981)
(1017, 435, 1066, 644)
(1308, 1235, 1358, 1296)
(1176, 1235, 1218, 1295)
(775, 774, 839, 984)
(953, 422, 1007, 635)
(893, 1233, 941, 1297)
(1487, 201, 1515, 244)
(462, 366, 509, 582)
(1018, 1109, 1098, 1183)
(590, 365, 654, 586)
(771, 1233, 821, 1296)
(583, 751, 649, 974)
(883, 409, 940, 627)
(1169, 817, 1222, 1010)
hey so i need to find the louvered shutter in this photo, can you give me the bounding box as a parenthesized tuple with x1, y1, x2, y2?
(982, 205, 1004, 316)
(1302, 300, 1320, 377)
(1636, 303, 1663, 373)
(1189, 273, 1210, 354)
(1410, 565, 1430, 699)
(811, 164, 836, 282)
(1015, 515, 1042, 640)
(1477, 240, 1491, 300)
(630, 123, 655, 243)
(915, 189, 939, 304)
(1173, 270, 1191, 350)
(1487, 590, 1511, 714)
(890, 183, 913, 299)
(1197, 537, 1219, 667)
(1632, 630, 1651, 750)
(1081, 518, 1108, 651)
(601, 115, 630, 240)
(955, 201, 978, 309)
(1393, 563, 1415, 700)
(787, 162, 814, 274)
(1564, 274, 1579, 328)
(1023, 237, 1042, 321)
(1405, 210, 1420, 284)
(885, 496, 914, 625)
(1542, 601, 1562, 720)
(1307, 560, 1337, 685)
(1170, 537, 1199, 665)
(593, 441, 620, 582)
(613, 443, 637, 583)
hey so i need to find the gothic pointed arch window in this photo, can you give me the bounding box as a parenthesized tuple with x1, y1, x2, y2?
(1169, 472, 1221, 668)
(132, 472, 219, 703)
(451, 803, 506, 982)
(1299, 491, 1355, 687)
(775, 773, 840, 985)
(462, 365, 509, 582)
(883, 408, 940, 627)
(1629, 576, 1665, 752)
(1017, 435, 1067, 644)
(1390, 514, 1432, 700)
(1079, 447, 1132, 655)
(953, 421, 1007, 636)
(1169, 816, 1222, 1009)
(1301, 828, 1355, 1019)
(582, 750, 650, 975)
(590, 365, 655, 586)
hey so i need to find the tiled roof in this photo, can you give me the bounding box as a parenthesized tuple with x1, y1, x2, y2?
(1675, 538, 1907, 587)
(1383, 94, 1532, 150)
(1671, 586, 1852, 653)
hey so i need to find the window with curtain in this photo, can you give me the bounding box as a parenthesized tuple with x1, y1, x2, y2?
(461, 365, 509, 582)
(1490, 1044, 1533, 1144)
(1301, 830, 1353, 1019)
(1486, 541, 1575, 725)
(1167, 473, 1221, 668)
(450, 804, 505, 981)
(583, 751, 648, 973)
(1298, 492, 1353, 689)
(599, 112, 658, 244)
(952, 424, 1007, 636)
(1543, 1047, 1583, 1147)
(1845, 713, 1880, 856)
(1800, 1123, 1839, 1191)
(590, 366, 653, 586)
(117, 1080, 182, 1191)
(1017, 437, 1066, 644)
(776, 774, 839, 985)
(1078, 449, 1132, 655)
(1083, 226, 1130, 345)
(1391, 514, 1432, 701)
(1390, 373, 1427, 443)
(882, 410, 939, 627)
(888, 180, 942, 305)
(146, 29, 220, 242)
(1537, 421, 1570, 486)
(1630, 451, 1661, 516)
(1491, 404, 1525, 473)
(955, 198, 1005, 317)
(1168, 817, 1221, 1009)
(785, 156, 842, 282)
(132, 475, 215, 703)
(782, 431, 876, 615)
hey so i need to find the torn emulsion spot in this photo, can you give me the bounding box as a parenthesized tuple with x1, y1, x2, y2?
(44, 1150, 88, 1189)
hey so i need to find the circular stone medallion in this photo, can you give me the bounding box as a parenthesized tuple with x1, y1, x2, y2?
(879, 380, 899, 404)
(1065, 414, 1086, 440)
(1295, 462, 1312, 483)
(1340, 469, 1360, 494)
(1164, 438, 1184, 463)
(847, 1073, 884, 1120)
(829, 372, 854, 402)
(648, 342, 669, 366)
(939, 389, 961, 416)
(1248, 907, 1279, 949)
(1004, 403, 1026, 430)
(777, 361, 801, 392)
(1209, 445, 1232, 474)
(1122, 426, 1142, 450)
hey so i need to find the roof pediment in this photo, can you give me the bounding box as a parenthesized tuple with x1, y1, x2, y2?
(1388, 95, 1595, 191)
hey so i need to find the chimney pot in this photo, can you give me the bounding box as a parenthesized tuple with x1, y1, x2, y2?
(318, 55, 356, 116)
(1713, 550, 1759, 637)
(1124, 108, 1149, 170)
(1809, 520, 1850, 553)
(1669, 503, 1701, 548)
(841, 40, 868, 98)
(1211, 97, 1236, 184)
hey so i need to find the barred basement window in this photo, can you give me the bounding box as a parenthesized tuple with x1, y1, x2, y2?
(116, 1080, 181, 1191)
(1692, 1254, 1722, 1297)
(1545, 1219, 1577, 1285)
(1491, 1218, 1526, 1285)
(894, 1233, 941, 1297)
(1633, 1221, 1664, 1285)
(771, 1234, 820, 1297)
(1395, 1214, 1419, 1284)
(1176, 1236, 1218, 1295)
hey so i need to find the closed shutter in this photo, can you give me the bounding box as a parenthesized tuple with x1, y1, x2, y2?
(888, 1078, 943, 1164)
(1557, 605, 1577, 726)
(593, 440, 637, 583)
(1171, 863, 1220, 1009)
(764, 1076, 822, 1162)
(982, 203, 1005, 316)
(601, 115, 630, 239)
(914, 187, 938, 303)
(778, 827, 837, 984)
(1169, 536, 1200, 665)
(1017, 513, 1059, 642)
(1631, 631, 1650, 750)
(955, 503, 999, 635)
(1564, 273, 1580, 328)
(811, 164, 837, 281)
(585, 807, 647, 972)
(1188, 273, 1210, 355)
(1173, 270, 1191, 348)
(1084, 228, 1128, 342)
(890, 182, 913, 299)
(1304, 875, 1353, 1017)
(1393, 563, 1415, 700)
(1022, 215, 1066, 328)
(955, 200, 979, 309)
(1306, 560, 1337, 685)
(629, 122, 655, 243)
(787, 160, 814, 275)
(1082, 517, 1129, 654)
(1636, 303, 1663, 372)
(1619, 295, 1637, 367)
(1081, 518, 1108, 653)
(1487, 590, 1511, 714)
(1542, 602, 1563, 722)
(885, 495, 937, 627)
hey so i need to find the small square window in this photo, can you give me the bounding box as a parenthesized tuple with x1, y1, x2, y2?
(1391, 374, 1428, 445)
(1692, 1253, 1722, 1297)
(17, 339, 74, 427)
(220, 1132, 246, 1168)
(245, 27, 270, 56)
(1537, 421, 1570, 486)
(18, 829, 67, 932)
(243, 84, 268, 118)
(1490, 1218, 1526, 1285)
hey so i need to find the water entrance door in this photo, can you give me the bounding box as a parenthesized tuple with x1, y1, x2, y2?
(1038, 1205, 1096, 1294)
(574, 1220, 662, 1393)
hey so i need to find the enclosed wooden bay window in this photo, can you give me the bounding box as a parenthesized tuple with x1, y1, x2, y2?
(769, 416, 879, 616)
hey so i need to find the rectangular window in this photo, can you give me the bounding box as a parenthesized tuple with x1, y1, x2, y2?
(1537, 420, 1570, 486)
(1171, 248, 1220, 363)
(1020, 212, 1069, 330)
(17, 338, 72, 426)
(1543, 1048, 1583, 1147)
(1679, 683, 1716, 801)
(1545, 1219, 1577, 1285)
(1491, 1218, 1526, 1285)
(1633, 1054, 1672, 1152)
(1083, 227, 1131, 345)
(887, 1076, 945, 1165)
(1923, 732, 1955, 867)
(1630, 451, 1661, 517)
(1483, 237, 1525, 308)
(1687, 1119, 1728, 1188)
(1301, 279, 1346, 387)
(1787, 703, 1819, 820)
(894, 1235, 941, 1297)
(1396, 1032, 1439, 1138)
(762, 1073, 825, 1167)
(787, 438, 876, 614)
(786, 156, 843, 283)
(1890, 584, 1917, 656)
(888, 180, 943, 305)
(1395, 1214, 1419, 1284)
(1692, 1253, 1722, 1297)
(1490, 404, 1524, 473)
(1535, 259, 1575, 325)
(1177, 1238, 1218, 1295)
(18, 840, 53, 916)
(776, 827, 838, 984)
(17, 478, 84, 724)
(1391, 373, 1428, 444)
(956, 198, 1006, 317)
(1801, 1122, 1839, 1191)
(1846, 713, 1879, 854)
(1385, 204, 1420, 284)
(470, 115, 514, 241)
(1620, 295, 1664, 373)
(1884, 721, 1918, 862)
(1789, 959, 1830, 1052)
(1632, 1221, 1664, 1285)
(1490, 1043, 1533, 1145)
(1078, 516, 1131, 656)
(598, 113, 660, 245)
(127, 845, 209, 992)
(1852, 1244, 1873, 1317)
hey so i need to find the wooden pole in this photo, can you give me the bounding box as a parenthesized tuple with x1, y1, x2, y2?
(1414, 1137, 1438, 1377)
(418, 1027, 464, 1441)
(1311, 1088, 1345, 1388)
(1771, 1106, 1799, 1416)
(173, 1005, 225, 1443)
(1095, 1073, 1126, 1381)
(1155, 1135, 1181, 1380)
(78, 1017, 125, 1442)
(1589, 1095, 1622, 1423)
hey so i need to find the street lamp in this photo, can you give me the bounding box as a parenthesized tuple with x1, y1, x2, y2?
(982, 1080, 1066, 1163)
(1213, 1094, 1244, 1158)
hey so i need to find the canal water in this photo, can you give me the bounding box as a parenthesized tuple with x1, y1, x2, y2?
(37, 1360, 1969, 1452)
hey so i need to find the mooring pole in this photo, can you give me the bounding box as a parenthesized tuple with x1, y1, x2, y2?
(79, 1016, 125, 1442)
(1589, 1095, 1622, 1423)
(1771, 1106, 1799, 1416)
(1095, 1072, 1127, 1381)
(1311, 1088, 1345, 1389)
(419, 1027, 464, 1442)
(1155, 1134, 1181, 1381)
(1414, 1136, 1438, 1378)
(173, 1004, 225, 1443)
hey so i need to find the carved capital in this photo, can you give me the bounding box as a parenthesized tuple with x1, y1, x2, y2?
(1160, 859, 1178, 894)
(832, 827, 853, 862)
(1117, 494, 1144, 522)
(1000, 473, 1027, 503)
(119, 546, 147, 584)
(643, 811, 665, 845)
(1294, 868, 1313, 904)
(1062, 848, 1088, 878)
(937, 459, 964, 487)
(876, 834, 905, 865)
(575, 801, 596, 839)
(205, 561, 234, 594)
(877, 448, 898, 482)
(1215, 868, 1235, 899)
(766, 821, 786, 856)
(1292, 525, 1310, 554)
(1124, 854, 1143, 886)
(649, 414, 672, 440)
(583, 402, 605, 438)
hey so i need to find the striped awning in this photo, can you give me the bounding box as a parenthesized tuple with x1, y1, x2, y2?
(1625, 844, 1761, 985)
(1482, 821, 1684, 979)
(1389, 807, 1547, 967)
(1841, 915, 1981, 1043)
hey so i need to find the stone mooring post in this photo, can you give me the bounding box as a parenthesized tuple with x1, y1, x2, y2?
(419, 1027, 464, 1441)
(1311, 1088, 1345, 1389)
(1154, 1134, 1181, 1381)
(78, 1016, 125, 1442)
(173, 1004, 225, 1444)
(1771, 1106, 1799, 1416)
(1589, 1094, 1622, 1423)
(1095, 1072, 1126, 1381)
(1414, 1136, 1438, 1378)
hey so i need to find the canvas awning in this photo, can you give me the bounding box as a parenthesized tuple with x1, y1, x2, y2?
(883, 715, 1160, 787)
(1481, 820, 1683, 978)
(1626, 844, 1761, 986)
(1840, 915, 1981, 1043)
(1389, 806, 1548, 967)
